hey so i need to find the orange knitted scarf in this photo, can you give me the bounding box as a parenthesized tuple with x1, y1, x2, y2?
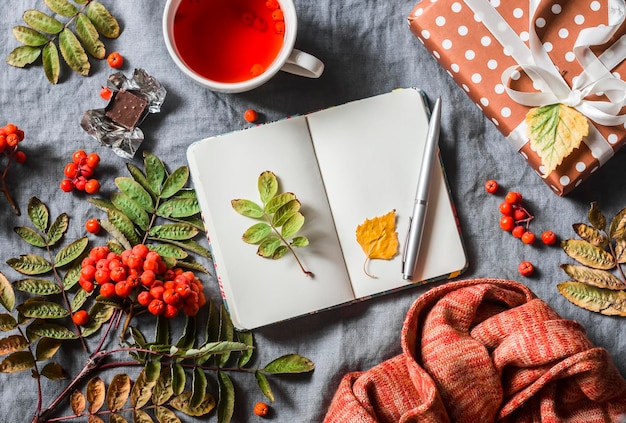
(324, 279, 626, 422)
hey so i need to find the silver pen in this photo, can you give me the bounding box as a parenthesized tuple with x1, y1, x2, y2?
(402, 97, 442, 280)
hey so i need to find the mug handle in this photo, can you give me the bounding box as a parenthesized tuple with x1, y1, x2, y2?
(281, 49, 324, 78)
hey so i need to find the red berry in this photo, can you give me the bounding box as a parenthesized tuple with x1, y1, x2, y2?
(499, 215, 515, 232)
(511, 225, 525, 238)
(86, 153, 100, 169)
(13, 150, 26, 163)
(64, 163, 78, 178)
(73, 150, 87, 164)
(243, 109, 258, 123)
(499, 202, 513, 216)
(254, 401, 270, 417)
(107, 52, 124, 68)
(85, 179, 100, 194)
(518, 261, 534, 277)
(163, 304, 179, 319)
(504, 191, 522, 205)
(521, 231, 536, 245)
(541, 230, 557, 245)
(100, 86, 112, 101)
(60, 179, 74, 192)
(85, 218, 101, 234)
(115, 281, 132, 297)
(74, 176, 87, 191)
(513, 208, 527, 222)
(137, 291, 153, 306)
(148, 299, 165, 315)
(72, 310, 89, 326)
(485, 179, 498, 194)
(99, 282, 116, 297)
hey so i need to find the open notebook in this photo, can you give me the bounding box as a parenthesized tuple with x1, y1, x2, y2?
(187, 88, 467, 330)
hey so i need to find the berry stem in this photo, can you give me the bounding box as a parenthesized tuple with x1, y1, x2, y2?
(1, 153, 21, 215)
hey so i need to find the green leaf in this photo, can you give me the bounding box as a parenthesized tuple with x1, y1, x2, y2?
(13, 26, 48, 47)
(0, 314, 18, 332)
(63, 261, 82, 291)
(75, 13, 105, 59)
(561, 239, 615, 270)
(14, 279, 61, 295)
(54, 236, 88, 268)
(272, 245, 288, 259)
(115, 177, 155, 212)
(0, 334, 28, 356)
(231, 199, 264, 218)
(171, 363, 186, 396)
(47, 213, 69, 246)
(191, 367, 207, 408)
(291, 236, 309, 247)
(107, 209, 140, 246)
(81, 303, 116, 337)
(7, 254, 53, 275)
(217, 371, 235, 422)
(609, 207, 626, 240)
(258, 171, 278, 204)
(559, 264, 625, 290)
(6, 45, 42, 68)
(0, 351, 35, 373)
(272, 199, 301, 227)
(35, 337, 63, 361)
(255, 370, 275, 402)
(41, 362, 68, 380)
(588, 202, 607, 232)
(557, 281, 626, 316)
(153, 239, 210, 259)
(157, 197, 201, 219)
(149, 223, 198, 241)
(183, 341, 251, 360)
(28, 197, 49, 233)
(264, 192, 296, 214)
(217, 305, 234, 367)
(87, 197, 117, 213)
(14, 227, 46, 248)
(161, 167, 190, 199)
(169, 391, 216, 417)
(237, 331, 253, 367)
(155, 315, 170, 346)
(23, 10, 64, 34)
(155, 406, 181, 423)
(127, 163, 157, 200)
(257, 236, 281, 258)
(144, 152, 166, 195)
(42, 42, 60, 83)
(86, 1, 120, 38)
(26, 321, 78, 340)
(19, 301, 69, 319)
(146, 243, 188, 260)
(59, 28, 90, 76)
(242, 223, 271, 244)
(44, 0, 78, 16)
(71, 287, 91, 312)
(176, 316, 197, 350)
(262, 354, 315, 374)
(0, 274, 15, 313)
(111, 192, 150, 231)
(281, 212, 304, 239)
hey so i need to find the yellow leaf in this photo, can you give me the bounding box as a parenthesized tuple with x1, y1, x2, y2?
(356, 210, 399, 278)
(525, 103, 588, 177)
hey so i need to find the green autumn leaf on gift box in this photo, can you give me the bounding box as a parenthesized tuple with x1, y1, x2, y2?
(525, 103, 589, 177)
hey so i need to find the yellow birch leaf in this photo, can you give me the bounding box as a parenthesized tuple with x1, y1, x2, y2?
(525, 103, 588, 177)
(356, 210, 399, 278)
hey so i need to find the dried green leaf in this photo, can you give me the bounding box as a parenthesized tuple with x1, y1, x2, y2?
(0, 314, 18, 332)
(157, 197, 200, 219)
(87, 197, 117, 213)
(130, 369, 157, 409)
(59, 28, 90, 76)
(88, 416, 105, 423)
(133, 410, 154, 423)
(28, 197, 49, 233)
(70, 390, 86, 416)
(13, 26, 48, 46)
(561, 239, 615, 270)
(81, 303, 115, 337)
(71, 286, 91, 312)
(557, 281, 626, 316)
(75, 13, 105, 59)
(257, 236, 281, 258)
(169, 391, 216, 417)
(63, 261, 82, 291)
(255, 370, 274, 402)
(7, 254, 53, 275)
(41, 362, 68, 380)
(86, 1, 120, 38)
(35, 337, 63, 361)
(183, 341, 251, 360)
(127, 163, 157, 200)
(0, 274, 16, 312)
(559, 264, 624, 290)
(237, 330, 253, 367)
(47, 213, 69, 246)
(152, 368, 174, 406)
(26, 321, 78, 340)
(100, 219, 132, 251)
(115, 176, 155, 212)
(282, 212, 305, 239)
(149, 223, 198, 241)
(19, 301, 68, 319)
(6, 45, 42, 68)
(161, 167, 190, 199)
(0, 334, 28, 356)
(155, 406, 181, 423)
(155, 315, 170, 346)
(171, 364, 186, 396)
(146, 243, 188, 261)
(573, 223, 608, 247)
(42, 42, 60, 83)
(23, 10, 64, 34)
(217, 370, 235, 423)
(242, 222, 271, 244)
(609, 207, 626, 240)
(54, 236, 88, 268)
(272, 199, 301, 227)
(153, 239, 209, 259)
(109, 414, 128, 423)
(272, 245, 288, 259)
(106, 373, 131, 412)
(291, 236, 309, 247)
(588, 202, 607, 231)
(14, 279, 61, 295)
(107, 209, 141, 246)
(111, 192, 150, 230)
(14, 227, 46, 248)
(231, 199, 264, 218)
(191, 367, 207, 408)
(615, 239, 626, 264)
(145, 361, 162, 382)
(258, 171, 278, 204)
(86, 376, 106, 414)
(44, 0, 78, 16)
(144, 152, 166, 195)
(262, 353, 315, 374)
(0, 351, 35, 373)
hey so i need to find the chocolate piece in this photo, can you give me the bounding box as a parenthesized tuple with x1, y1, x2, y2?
(105, 89, 148, 129)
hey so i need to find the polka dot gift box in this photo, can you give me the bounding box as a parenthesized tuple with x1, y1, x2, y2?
(409, 0, 626, 196)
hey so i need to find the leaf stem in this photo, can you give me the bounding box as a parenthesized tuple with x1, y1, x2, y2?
(268, 218, 313, 277)
(0, 151, 21, 215)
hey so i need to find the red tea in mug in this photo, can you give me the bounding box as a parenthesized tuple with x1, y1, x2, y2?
(173, 0, 286, 83)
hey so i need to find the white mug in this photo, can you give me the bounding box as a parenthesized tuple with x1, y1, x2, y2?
(162, 0, 324, 93)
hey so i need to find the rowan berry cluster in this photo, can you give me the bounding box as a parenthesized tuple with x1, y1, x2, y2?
(60, 150, 101, 194)
(79, 244, 206, 319)
(0, 123, 26, 161)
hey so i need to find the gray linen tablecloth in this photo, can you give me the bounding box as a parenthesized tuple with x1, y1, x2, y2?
(1, 0, 625, 422)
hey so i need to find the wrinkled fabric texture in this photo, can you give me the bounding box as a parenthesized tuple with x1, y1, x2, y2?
(325, 279, 626, 422)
